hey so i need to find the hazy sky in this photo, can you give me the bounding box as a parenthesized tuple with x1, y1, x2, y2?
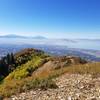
(0, 0, 100, 38)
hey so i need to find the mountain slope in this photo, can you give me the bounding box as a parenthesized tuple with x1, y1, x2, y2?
(3, 61, 100, 100)
(10, 74, 100, 100)
(0, 48, 100, 99)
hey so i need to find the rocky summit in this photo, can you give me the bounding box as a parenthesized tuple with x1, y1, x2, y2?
(8, 74, 100, 100)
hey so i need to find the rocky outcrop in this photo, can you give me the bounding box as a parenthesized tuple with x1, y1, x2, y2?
(32, 56, 87, 78)
(8, 74, 100, 100)
(44, 56, 87, 69)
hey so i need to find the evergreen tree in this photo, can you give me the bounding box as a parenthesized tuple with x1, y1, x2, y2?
(0, 53, 16, 80)
(11, 53, 15, 64)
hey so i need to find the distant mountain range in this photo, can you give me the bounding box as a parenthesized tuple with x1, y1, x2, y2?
(0, 34, 47, 39)
(0, 34, 100, 41)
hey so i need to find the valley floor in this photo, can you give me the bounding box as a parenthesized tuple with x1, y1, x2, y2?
(7, 73, 100, 100)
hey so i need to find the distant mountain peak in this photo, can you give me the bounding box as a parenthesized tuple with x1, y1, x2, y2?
(0, 34, 26, 38)
(0, 34, 47, 39)
(32, 36, 47, 39)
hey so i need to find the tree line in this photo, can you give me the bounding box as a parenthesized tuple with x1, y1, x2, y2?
(0, 53, 16, 80)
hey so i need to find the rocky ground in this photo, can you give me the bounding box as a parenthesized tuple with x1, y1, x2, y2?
(5, 74, 100, 100)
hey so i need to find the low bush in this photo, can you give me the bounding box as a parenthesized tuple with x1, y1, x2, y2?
(0, 77, 57, 98)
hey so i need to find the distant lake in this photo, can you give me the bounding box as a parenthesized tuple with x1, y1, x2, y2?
(0, 38, 100, 50)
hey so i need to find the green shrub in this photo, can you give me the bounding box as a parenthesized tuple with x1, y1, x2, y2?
(5, 56, 46, 80)
(0, 77, 57, 97)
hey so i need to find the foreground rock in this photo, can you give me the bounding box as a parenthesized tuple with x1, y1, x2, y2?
(6, 74, 100, 100)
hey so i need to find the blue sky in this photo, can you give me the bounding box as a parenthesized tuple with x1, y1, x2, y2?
(0, 0, 100, 38)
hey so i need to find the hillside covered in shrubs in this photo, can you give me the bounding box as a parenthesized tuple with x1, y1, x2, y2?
(0, 48, 46, 80)
(0, 48, 100, 99)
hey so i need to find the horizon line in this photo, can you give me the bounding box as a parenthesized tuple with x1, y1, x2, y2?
(0, 34, 100, 40)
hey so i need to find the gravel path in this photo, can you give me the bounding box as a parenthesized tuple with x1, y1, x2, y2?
(6, 74, 100, 100)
